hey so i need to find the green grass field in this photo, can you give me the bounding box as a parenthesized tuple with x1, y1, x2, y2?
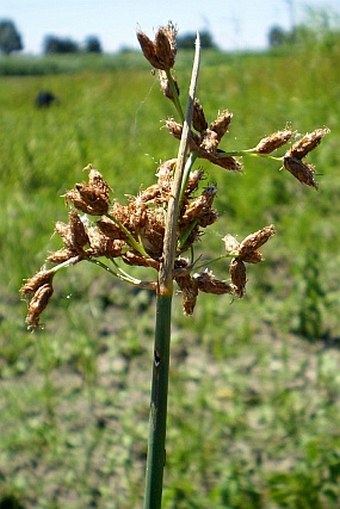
(0, 45, 339, 508)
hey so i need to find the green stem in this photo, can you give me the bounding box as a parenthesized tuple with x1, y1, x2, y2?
(143, 34, 201, 509)
(217, 149, 282, 161)
(165, 69, 185, 122)
(143, 294, 172, 509)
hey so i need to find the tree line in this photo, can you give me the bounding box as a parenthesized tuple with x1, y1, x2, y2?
(0, 13, 339, 56)
(0, 20, 103, 55)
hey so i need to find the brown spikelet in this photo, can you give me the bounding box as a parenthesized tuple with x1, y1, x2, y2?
(200, 129, 220, 153)
(122, 251, 160, 270)
(154, 23, 177, 70)
(255, 130, 293, 154)
(156, 159, 176, 196)
(96, 216, 128, 240)
(240, 225, 276, 252)
(238, 225, 275, 263)
(175, 273, 198, 315)
(137, 23, 177, 70)
(181, 184, 217, 225)
(20, 270, 54, 297)
(65, 167, 111, 215)
(69, 210, 89, 248)
(25, 283, 54, 330)
(203, 151, 243, 172)
(88, 237, 126, 258)
(210, 110, 233, 140)
(138, 184, 161, 203)
(229, 259, 247, 297)
(192, 99, 208, 133)
(47, 248, 77, 264)
(185, 169, 205, 196)
(136, 31, 160, 68)
(283, 156, 318, 189)
(288, 128, 330, 159)
(194, 270, 235, 295)
(165, 118, 183, 140)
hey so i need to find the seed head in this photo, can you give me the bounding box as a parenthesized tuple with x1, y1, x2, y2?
(283, 156, 318, 189)
(210, 110, 233, 140)
(239, 225, 276, 263)
(20, 269, 54, 298)
(137, 22, 177, 70)
(200, 129, 220, 153)
(192, 99, 208, 133)
(181, 184, 217, 226)
(240, 224, 276, 251)
(255, 130, 293, 154)
(65, 168, 111, 215)
(47, 248, 76, 264)
(288, 128, 330, 159)
(194, 270, 235, 295)
(203, 151, 243, 172)
(25, 283, 54, 330)
(175, 273, 198, 315)
(229, 259, 247, 297)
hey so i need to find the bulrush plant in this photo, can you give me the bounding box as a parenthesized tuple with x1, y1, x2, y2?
(21, 23, 329, 509)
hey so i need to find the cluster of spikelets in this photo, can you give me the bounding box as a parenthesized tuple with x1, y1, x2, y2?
(20, 22, 329, 329)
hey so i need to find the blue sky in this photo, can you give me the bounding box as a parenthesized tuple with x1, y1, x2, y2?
(2, 0, 340, 54)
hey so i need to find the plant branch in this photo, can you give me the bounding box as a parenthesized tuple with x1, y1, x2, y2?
(158, 34, 201, 296)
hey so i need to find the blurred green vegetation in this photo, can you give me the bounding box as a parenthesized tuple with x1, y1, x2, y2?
(0, 44, 339, 508)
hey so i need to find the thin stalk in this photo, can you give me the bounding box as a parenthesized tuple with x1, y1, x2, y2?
(143, 294, 172, 509)
(143, 35, 201, 509)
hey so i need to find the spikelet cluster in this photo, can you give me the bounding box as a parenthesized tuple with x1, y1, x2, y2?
(282, 128, 330, 189)
(21, 23, 330, 328)
(21, 161, 220, 327)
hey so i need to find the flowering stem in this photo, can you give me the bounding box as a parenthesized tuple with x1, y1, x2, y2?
(143, 35, 201, 509)
(165, 69, 185, 122)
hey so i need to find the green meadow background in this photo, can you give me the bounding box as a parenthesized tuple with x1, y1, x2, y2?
(0, 44, 339, 508)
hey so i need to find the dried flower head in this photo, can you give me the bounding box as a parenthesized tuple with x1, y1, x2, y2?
(255, 129, 293, 154)
(210, 110, 233, 141)
(65, 167, 111, 215)
(288, 128, 330, 159)
(25, 283, 54, 330)
(20, 269, 55, 298)
(239, 225, 276, 263)
(194, 270, 235, 295)
(283, 156, 318, 189)
(175, 273, 198, 315)
(181, 184, 217, 226)
(229, 258, 247, 297)
(137, 22, 177, 70)
(192, 99, 208, 133)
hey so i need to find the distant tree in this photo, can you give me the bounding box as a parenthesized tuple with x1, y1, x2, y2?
(268, 26, 288, 47)
(84, 35, 102, 53)
(0, 19, 23, 55)
(177, 30, 217, 49)
(43, 35, 79, 54)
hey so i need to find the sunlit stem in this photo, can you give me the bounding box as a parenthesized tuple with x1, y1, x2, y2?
(194, 253, 238, 272)
(165, 69, 185, 122)
(218, 149, 283, 161)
